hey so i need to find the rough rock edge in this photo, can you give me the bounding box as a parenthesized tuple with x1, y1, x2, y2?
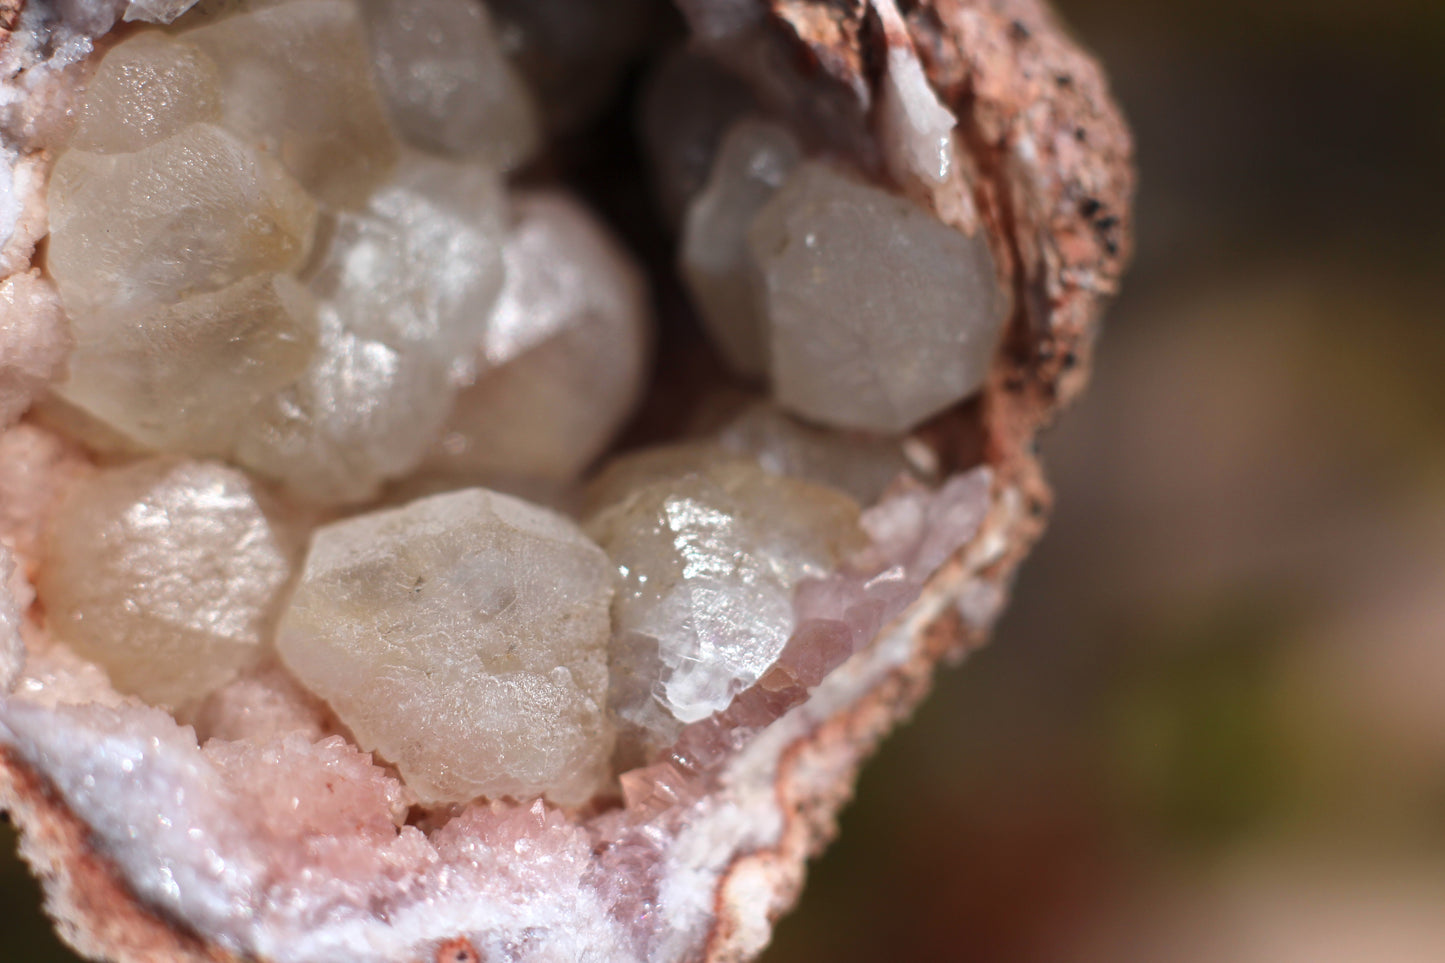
(0, 0, 1134, 960)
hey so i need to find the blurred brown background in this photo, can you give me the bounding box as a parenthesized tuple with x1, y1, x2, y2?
(5, 0, 1444, 960)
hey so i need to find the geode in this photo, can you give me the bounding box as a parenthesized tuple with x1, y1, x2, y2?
(0, 1, 1133, 961)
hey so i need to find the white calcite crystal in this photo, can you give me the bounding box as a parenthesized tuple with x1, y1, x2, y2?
(750, 160, 1011, 432)
(35, 457, 303, 708)
(185, 0, 401, 207)
(234, 155, 506, 504)
(584, 446, 866, 758)
(276, 488, 615, 804)
(680, 118, 800, 377)
(68, 31, 223, 154)
(361, 0, 540, 169)
(424, 191, 649, 487)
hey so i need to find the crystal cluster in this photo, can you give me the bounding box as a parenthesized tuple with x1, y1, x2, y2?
(678, 123, 1012, 432)
(45, 0, 648, 506)
(276, 489, 614, 804)
(23, 0, 999, 813)
(37, 457, 302, 708)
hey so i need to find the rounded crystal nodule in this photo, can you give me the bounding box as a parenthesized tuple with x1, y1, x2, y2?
(275, 488, 615, 805)
(37, 456, 303, 708)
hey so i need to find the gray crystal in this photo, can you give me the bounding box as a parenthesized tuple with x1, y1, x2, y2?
(749, 161, 1010, 432)
(680, 118, 800, 377)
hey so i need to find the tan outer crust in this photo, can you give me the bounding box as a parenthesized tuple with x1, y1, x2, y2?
(0, 0, 1133, 960)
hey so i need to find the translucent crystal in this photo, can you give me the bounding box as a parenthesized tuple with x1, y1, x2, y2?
(185, 0, 400, 207)
(275, 488, 615, 804)
(328, 154, 505, 350)
(69, 31, 223, 153)
(36, 457, 302, 708)
(424, 191, 649, 486)
(584, 446, 866, 755)
(54, 273, 318, 456)
(47, 122, 318, 313)
(232, 311, 454, 506)
(232, 155, 505, 505)
(361, 0, 539, 169)
(680, 118, 800, 377)
(713, 401, 915, 505)
(749, 161, 1010, 432)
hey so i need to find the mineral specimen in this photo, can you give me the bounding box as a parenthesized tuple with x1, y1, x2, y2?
(36, 457, 302, 707)
(584, 446, 866, 758)
(275, 488, 615, 804)
(0, 0, 1135, 959)
(361, 0, 539, 169)
(680, 118, 801, 377)
(750, 160, 1011, 432)
(423, 191, 650, 488)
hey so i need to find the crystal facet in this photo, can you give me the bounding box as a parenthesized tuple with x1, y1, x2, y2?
(749, 161, 1010, 432)
(275, 488, 615, 804)
(69, 32, 223, 154)
(680, 118, 801, 377)
(424, 191, 649, 487)
(584, 446, 866, 759)
(361, 0, 539, 169)
(186, 0, 400, 206)
(36, 457, 302, 708)
(54, 273, 318, 456)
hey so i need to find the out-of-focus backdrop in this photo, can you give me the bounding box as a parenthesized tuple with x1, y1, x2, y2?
(5, 0, 1443, 960)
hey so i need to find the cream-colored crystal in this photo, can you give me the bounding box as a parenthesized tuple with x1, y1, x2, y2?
(275, 488, 615, 804)
(584, 446, 865, 753)
(36, 457, 302, 708)
(424, 191, 649, 486)
(749, 160, 1010, 432)
(361, 0, 539, 169)
(70, 32, 223, 153)
(680, 118, 800, 377)
(54, 273, 318, 456)
(714, 401, 915, 505)
(186, 0, 400, 206)
(47, 122, 317, 313)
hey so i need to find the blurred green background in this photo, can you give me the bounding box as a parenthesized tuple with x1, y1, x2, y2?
(5, 0, 1444, 960)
